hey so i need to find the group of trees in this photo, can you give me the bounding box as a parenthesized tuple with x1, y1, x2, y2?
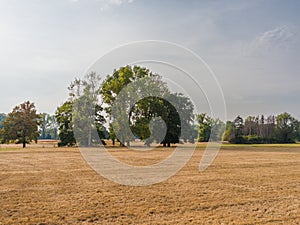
(223, 113, 300, 144)
(0, 66, 196, 148)
(100, 66, 195, 147)
(56, 65, 196, 147)
(1, 66, 300, 148)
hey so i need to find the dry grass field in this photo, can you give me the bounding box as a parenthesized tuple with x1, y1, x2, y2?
(0, 144, 299, 224)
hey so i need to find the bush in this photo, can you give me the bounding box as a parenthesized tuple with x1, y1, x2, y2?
(243, 135, 262, 144)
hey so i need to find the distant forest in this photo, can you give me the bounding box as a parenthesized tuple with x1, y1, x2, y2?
(224, 113, 300, 144)
(197, 112, 300, 144)
(1, 107, 299, 146)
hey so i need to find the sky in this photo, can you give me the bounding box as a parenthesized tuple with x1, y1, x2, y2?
(0, 0, 299, 120)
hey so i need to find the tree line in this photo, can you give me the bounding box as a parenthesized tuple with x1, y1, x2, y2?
(1, 65, 300, 147)
(222, 113, 300, 144)
(196, 113, 300, 144)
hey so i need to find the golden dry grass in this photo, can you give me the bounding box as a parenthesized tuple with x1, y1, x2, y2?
(0, 144, 299, 224)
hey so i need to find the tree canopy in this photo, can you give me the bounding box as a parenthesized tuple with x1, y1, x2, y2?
(56, 72, 107, 147)
(3, 101, 41, 148)
(55, 101, 76, 147)
(197, 113, 225, 142)
(101, 65, 195, 147)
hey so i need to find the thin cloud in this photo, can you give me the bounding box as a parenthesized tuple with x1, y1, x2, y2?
(246, 25, 296, 55)
(256, 26, 294, 47)
(100, 0, 135, 11)
(69, 0, 135, 11)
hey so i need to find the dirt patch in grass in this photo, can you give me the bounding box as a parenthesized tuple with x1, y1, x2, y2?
(0, 145, 299, 224)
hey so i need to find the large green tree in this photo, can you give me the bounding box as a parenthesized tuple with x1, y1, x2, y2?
(56, 72, 106, 147)
(55, 101, 76, 147)
(232, 115, 244, 143)
(275, 112, 298, 143)
(101, 65, 168, 146)
(3, 101, 41, 148)
(70, 72, 106, 146)
(102, 65, 195, 147)
(223, 116, 244, 143)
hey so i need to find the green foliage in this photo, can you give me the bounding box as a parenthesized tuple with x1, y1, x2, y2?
(232, 116, 244, 143)
(3, 101, 41, 148)
(56, 72, 107, 147)
(0, 113, 6, 143)
(197, 113, 225, 142)
(275, 112, 298, 143)
(0, 129, 4, 144)
(101, 66, 150, 113)
(55, 101, 76, 147)
(223, 121, 235, 142)
(242, 135, 262, 144)
(102, 65, 195, 147)
(155, 97, 181, 147)
(168, 93, 195, 143)
(72, 72, 106, 146)
(102, 66, 156, 146)
(131, 95, 194, 147)
(224, 113, 300, 144)
(162, 103, 181, 146)
(197, 113, 212, 142)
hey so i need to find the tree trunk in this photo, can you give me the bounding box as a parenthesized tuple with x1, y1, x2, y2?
(88, 125, 92, 147)
(126, 141, 130, 147)
(167, 142, 171, 147)
(163, 142, 166, 147)
(22, 132, 26, 148)
(22, 137, 26, 148)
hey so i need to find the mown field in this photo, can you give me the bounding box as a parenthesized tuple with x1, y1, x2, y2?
(0, 143, 299, 224)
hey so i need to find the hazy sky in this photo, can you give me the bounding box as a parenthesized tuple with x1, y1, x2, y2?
(0, 0, 299, 120)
